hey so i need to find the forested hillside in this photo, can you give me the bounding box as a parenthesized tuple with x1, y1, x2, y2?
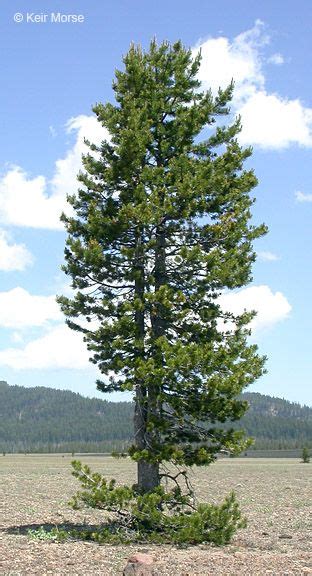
(0, 381, 311, 453)
(0, 381, 132, 453)
(234, 392, 312, 450)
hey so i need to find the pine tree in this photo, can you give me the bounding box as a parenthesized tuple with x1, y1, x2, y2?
(58, 40, 267, 493)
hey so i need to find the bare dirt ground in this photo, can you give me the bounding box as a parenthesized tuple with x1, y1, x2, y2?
(0, 455, 311, 575)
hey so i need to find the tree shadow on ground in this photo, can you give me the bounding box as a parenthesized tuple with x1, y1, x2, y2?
(1, 521, 108, 539)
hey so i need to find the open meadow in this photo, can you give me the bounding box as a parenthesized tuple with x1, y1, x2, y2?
(0, 455, 311, 575)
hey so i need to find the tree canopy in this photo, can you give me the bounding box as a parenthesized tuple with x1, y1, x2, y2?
(58, 40, 267, 492)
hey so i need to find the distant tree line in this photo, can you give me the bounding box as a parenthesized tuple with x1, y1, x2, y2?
(0, 382, 311, 453)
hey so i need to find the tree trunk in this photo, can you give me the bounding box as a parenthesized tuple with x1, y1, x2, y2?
(137, 460, 159, 492)
(133, 227, 160, 493)
(134, 381, 160, 492)
(140, 221, 166, 491)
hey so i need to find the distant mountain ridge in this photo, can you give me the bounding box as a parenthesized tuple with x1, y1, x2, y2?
(0, 381, 311, 453)
(237, 392, 312, 450)
(0, 380, 132, 453)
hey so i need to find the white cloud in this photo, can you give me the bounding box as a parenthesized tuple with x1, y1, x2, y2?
(0, 230, 33, 271)
(0, 115, 108, 230)
(0, 285, 92, 369)
(0, 324, 90, 370)
(238, 92, 312, 148)
(257, 251, 279, 262)
(195, 20, 265, 103)
(11, 332, 24, 344)
(295, 190, 312, 203)
(50, 115, 106, 199)
(267, 53, 284, 65)
(0, 287, 61, 328)
(219, 285, 291, 332)
(194, 22, 312, 148)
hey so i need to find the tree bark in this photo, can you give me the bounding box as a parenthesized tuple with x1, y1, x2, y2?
(133, 226, 159, 492)
(137, 460, 159, 492)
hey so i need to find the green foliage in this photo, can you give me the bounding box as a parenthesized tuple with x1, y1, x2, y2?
(27, 526, 68, 542)
(58, 39, 267, 475)
(69, 460, 246, 545)
(301, 447, 310, 463)
(70, 460, 134, 512)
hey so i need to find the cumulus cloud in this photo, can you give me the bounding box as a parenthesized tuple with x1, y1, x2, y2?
(0, 285, 91, 369)
(50, 115, 106, 199)
(257, 251, 279, 262)
(238, 92, 312, 148)
(0, 115, 108, 230)
(0, 230, 33, 271)
(194, 21, 312, 148)
(0, 324, 90, 370)
(0, 287, 61, 328)
(295, 190, 312, 203)
(195, 20, 266, 102)
(219, 285, 291, 332)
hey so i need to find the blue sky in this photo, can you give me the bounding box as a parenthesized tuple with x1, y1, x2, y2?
(0, 1, 311, 406)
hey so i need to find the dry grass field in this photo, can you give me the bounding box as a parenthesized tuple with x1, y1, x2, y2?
(0, 455, 311, 575)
